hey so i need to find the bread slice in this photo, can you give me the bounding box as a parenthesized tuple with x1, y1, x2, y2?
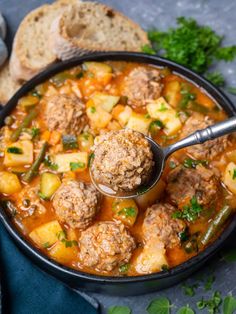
(9, 0, 80, 82)
(50, 1, 149, 60)
(0, 61, 21, 104)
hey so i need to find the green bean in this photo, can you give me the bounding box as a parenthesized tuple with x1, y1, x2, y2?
(200, 205, 233, 247)
(11, 109, 38, 142)
(22, 142, 48, 183)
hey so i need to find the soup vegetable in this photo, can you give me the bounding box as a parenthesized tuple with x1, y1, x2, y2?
(0, 61, 235, 276)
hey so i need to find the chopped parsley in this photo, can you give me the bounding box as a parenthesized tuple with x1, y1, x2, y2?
(118, 207, 137, 218)
(44, 155, 58, 171)
(178, 228, 190, 242)
(88, 153, 95, 167)
(61, 239, 78, 248)
(70, 162, 86, 171)
(43, 242, 51, 249)
(204, 275, 216, 291)
(179, 84, 196, 110)
(141, 44, 156, 55)
(149, 120, 164, 136)
(90, 106, 96, 113)
(57, 230, 66, 241)
(119, 263, 130, 273)
(31, 127, 40, 139)
(158, 103, 168, 111)
(7, 147, 23, 154)
(183, 158, 208, 169)
(172, 196, 203, 222)
(232, 169, 236, 180)
(76, 72, 84, 79)
(145, 113, 151, 119)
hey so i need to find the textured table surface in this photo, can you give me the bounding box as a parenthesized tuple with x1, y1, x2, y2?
(1, 1, 236, 313)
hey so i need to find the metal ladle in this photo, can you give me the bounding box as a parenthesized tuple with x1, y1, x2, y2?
(90, 116, 236, 198)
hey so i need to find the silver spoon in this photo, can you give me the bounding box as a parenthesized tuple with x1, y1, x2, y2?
(90, 116, 236, 198)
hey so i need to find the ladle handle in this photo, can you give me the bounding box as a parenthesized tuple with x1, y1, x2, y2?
(163, 115, 236, 158)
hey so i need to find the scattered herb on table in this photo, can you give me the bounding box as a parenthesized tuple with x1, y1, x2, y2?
(172, 196, 203, 222)
(177, 306, 195, 314)
(182, 283, 198, 297)
(223, 295, 236, 314)
(142, 17, 236, 89)
(204, 275, 216, 291)
(197, 291, 222, 313)
(146, 297, 171, 314)
(227, 87, 236, 95)
(108, 306, 132, 314)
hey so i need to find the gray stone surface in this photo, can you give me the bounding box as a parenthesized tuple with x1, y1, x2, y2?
(1, 0, 236, 313)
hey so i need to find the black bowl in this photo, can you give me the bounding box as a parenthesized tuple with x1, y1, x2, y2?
(0, 52, 236, 296)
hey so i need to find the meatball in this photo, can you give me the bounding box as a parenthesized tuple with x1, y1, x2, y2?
(44, 94, 87, 134)
(52, 180, 100, 229)
(143, 203, 185, 249)
(122, 67, 162, 107)
(181, 112, 228, 160)
(91, 129, 154, 192)
(166, 164, 219, 208)
(79, 221, 136, 272)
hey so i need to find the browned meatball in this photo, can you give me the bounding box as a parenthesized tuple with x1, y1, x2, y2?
(52, 180, 100, 229)
(143, 203, 185, 248)
(79, 221, 136, 272)
(181, 112, 228, 160)
(44, 94, 87, 134)
(166, 164, 219, 208)
(121, 67, 162, 107)
(91, 129, 154, 192)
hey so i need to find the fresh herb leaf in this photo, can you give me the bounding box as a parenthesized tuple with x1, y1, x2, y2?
(232, 169, 236, 180)
(44, 155, 58, 171)
(118, 207, 137, 217)
(119, 263, 130, 273)
(76, 72, 84, 79)
(89, 106, 96, 113)
(70, 162, 85, 171)
(205, 71, 225, 87)
(197, 291, 222, 314)
(149, 120, 164, 136)
(177, 306, 195, 314)
(38, 192, 48, 200)
(182, 283, 198, 297)
(204, 275, 215, 291)
(223, 295, 236, 314)
(31, 127, 40, 139)
(88, 153, 95, 167)
(141, 44, 156, 55)
(158, 103, 168, 111)
(183, 158, 208, 169)
(179, 84, 196, 110)
(146, 297, 171, 314)
(43, 242, 51, 249)
(178, 228, 190, 242)
(108, 306, 131, 314)
(57, 230, 66, 241)
(215, 46, 236, 61)
(62, 134, 78, 150)
(172, 196, 203, 222)
(7, 147, 23, 154)
(61, 239, 78, 248)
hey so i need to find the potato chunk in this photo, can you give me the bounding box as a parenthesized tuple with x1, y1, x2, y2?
(40, 172, 61, 199)
(223, 162, 236, 194)
(134, 238, 168, 274)
(0, 171, 22, 194)
(90, 92, 120, 112)
(126, 112, 151, 135)
(49, 241, 78, 263)
(29, 220, 63, 248)
(53, 152, 88, 173)
(4, 140, 33, 167)
(86, 99, 112, 129)
(83, 62, 112, 84)
(147, 97, 181, 135)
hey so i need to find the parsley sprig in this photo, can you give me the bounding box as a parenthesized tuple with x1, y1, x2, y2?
(172, 196, 203, 222)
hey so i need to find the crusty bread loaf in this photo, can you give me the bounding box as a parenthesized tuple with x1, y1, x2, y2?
(50, 1, 149, 60)
(9, 0, 80, 82)
(0, 61, 21, 104)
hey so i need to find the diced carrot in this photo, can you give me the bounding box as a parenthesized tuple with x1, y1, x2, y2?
(49, 131, 61, 145)
(112, 104, 125, 120)
(41, 130, 51, 141)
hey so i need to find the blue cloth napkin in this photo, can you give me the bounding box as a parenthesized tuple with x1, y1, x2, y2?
(0, 223, 97, 314)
